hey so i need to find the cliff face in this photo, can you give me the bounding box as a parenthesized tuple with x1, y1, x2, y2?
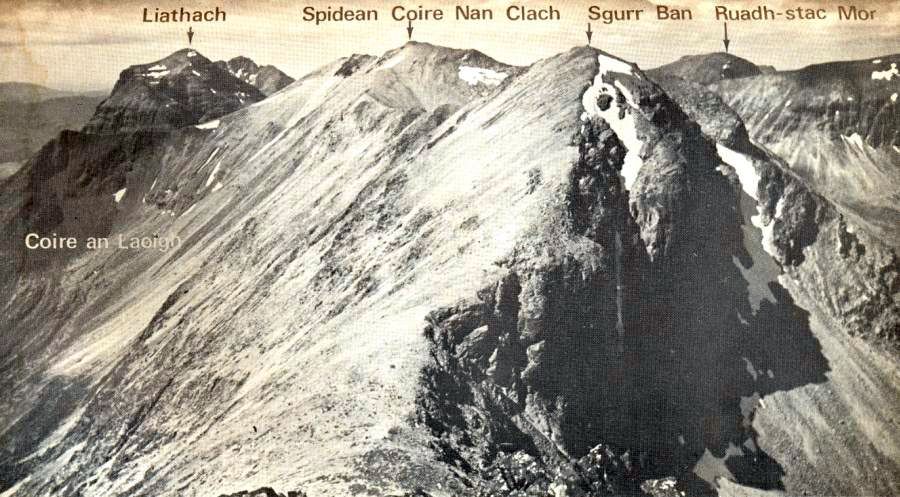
(661, 63, 900, 347)
(653, 53, 900, 247)
(654, 54, 900, 348)
(660, 75, 900, 496)
(1, 44, 898, 497)
(755, 157, 900, 344)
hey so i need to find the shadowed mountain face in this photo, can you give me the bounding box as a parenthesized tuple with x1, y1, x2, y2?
(83, 49, 265, 134)
(0, 44, 898, 497)
(215, 56, 295, 96)
(653, 52, 900, 247)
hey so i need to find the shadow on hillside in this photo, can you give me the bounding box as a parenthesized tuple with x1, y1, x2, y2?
(0, 376, 88, 493)
(623, 188, 830, 494)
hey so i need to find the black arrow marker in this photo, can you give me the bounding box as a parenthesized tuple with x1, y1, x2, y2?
(723, 22, 730, 53)
(187, 26, 194, 45)
(406, 19, 413, 40)
(586, 23, 593, 45)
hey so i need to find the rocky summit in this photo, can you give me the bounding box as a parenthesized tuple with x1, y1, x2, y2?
(0, 43, 898, 497)
(83, 49, 265, 134)
(215, 56, 295, 96)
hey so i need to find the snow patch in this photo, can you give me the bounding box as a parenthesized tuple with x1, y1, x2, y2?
(181, 204, 196, 217)
(582, 55, 645, 189)
(458, 66, 508, 87)
(749, 197, 785, 259)
(841, 133, 866, 150)
(113, 188, 127, 203)
(249, 73, 258, 85)
(192, 70, 202, 77)
(187, 51, 197, 58)
(871, 63, 898, 81)
(596, 53, 638, 78)
(206, 160, 222, 187)
(249, 134, 282, 163)
(211, 182, 224, 192)
(891, 93, 898, 103)
(381, 53, 404, 70)
(199, 148, 220, 171)
(210, 88, 218, 95)
(774, 197, 785, 219)
(873, 59, 882, 64)
(145, 64, 170, 78)
(717, 144, 761, 200)
(195, 119, 220, 130)
(751, 210, 778, 258)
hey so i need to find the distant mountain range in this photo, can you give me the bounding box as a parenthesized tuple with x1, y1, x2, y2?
(0, 82, 105, 103)
(1, 43, 897, 497)
(651, 51, 900, 246)
(0, 84, 105, 178)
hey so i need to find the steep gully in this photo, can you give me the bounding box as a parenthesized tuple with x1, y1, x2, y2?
(415, 51, 831, 495)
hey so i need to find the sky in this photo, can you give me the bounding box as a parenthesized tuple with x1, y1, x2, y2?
(0, 0, 898, 92)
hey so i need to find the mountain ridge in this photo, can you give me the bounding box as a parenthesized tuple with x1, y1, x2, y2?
(651, 51, 900, 246)
(0, 43, 898, 497)
(215, 56, 295, 96)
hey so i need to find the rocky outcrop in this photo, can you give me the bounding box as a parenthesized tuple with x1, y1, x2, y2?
(2, 42, 896, 497)
(84, 49, 264, 134)
(656, 65, 900, 348)
(648, 72, 751, 151)
(756, 157, 900, 344)
(707, 55, 900, 245)
(215, 56, 295, 96)
(415, 48, 797, 495)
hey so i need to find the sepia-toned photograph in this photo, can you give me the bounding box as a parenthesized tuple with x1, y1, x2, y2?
(0, 1, 898, 496)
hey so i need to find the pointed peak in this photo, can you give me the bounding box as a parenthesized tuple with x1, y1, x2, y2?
(84, 49, 266, 134)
